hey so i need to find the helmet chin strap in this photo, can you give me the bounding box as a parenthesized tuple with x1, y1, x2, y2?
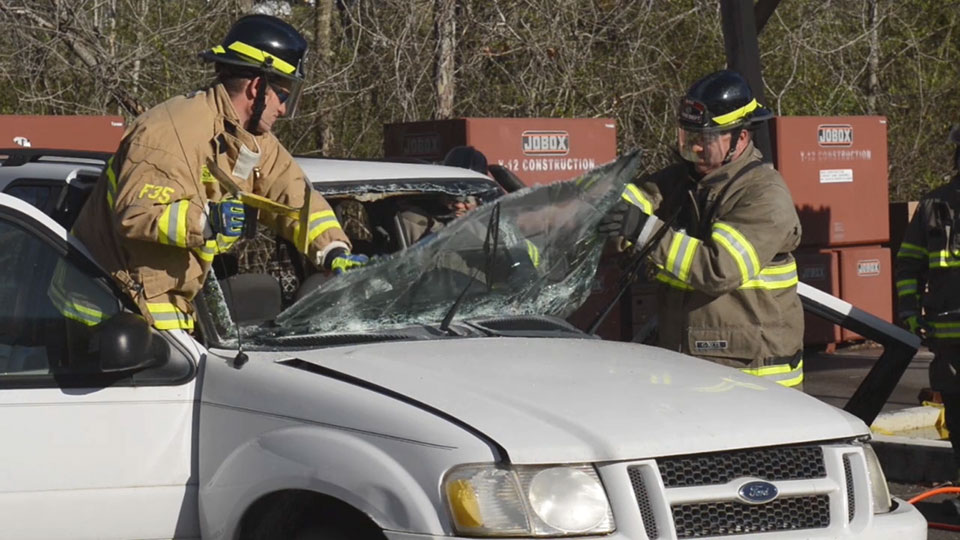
(721, 126, 743, 165)
(246, 74, 268, 135)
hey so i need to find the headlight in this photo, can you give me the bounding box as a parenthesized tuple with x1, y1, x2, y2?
(862, 443, 892, 513)
(443, 463, 615, 536)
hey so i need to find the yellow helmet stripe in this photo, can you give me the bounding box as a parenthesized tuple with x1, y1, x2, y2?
(223, 41, 297, 75)
(711, 98, 759, 126)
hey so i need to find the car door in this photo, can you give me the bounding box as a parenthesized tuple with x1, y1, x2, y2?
(0, 194, 203, 540)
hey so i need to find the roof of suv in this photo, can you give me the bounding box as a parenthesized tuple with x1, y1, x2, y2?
(0, 150, 493, 186)
(0, 148, 109, 188)
(295, 156, 493, 184)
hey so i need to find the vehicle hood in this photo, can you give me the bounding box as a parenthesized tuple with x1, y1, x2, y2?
(288, 337, 868, 464)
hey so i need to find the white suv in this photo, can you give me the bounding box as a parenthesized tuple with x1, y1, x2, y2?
(0, 149, 925, 539)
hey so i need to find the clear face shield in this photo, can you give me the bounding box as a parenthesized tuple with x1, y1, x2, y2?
(676, 127, 724, 163)
(269, 76, 304, 118)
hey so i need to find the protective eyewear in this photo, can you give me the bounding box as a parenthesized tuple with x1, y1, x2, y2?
(265, 78, 304, 118)
(269, 83, 291, 105)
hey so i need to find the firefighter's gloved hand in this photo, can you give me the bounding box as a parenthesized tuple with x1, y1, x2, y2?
(598, 201, 652, 244)
(208, 199, 245, 238)
(324, 248, 369, 275)
(903, 315, 930, 338)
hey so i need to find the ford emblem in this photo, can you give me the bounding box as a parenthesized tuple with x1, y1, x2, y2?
(738, 481, 779, 504)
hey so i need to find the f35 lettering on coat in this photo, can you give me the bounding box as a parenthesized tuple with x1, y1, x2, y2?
(138, 184, 175, 204)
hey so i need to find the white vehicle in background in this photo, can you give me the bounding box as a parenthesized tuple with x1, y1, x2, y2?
(0, 148, 925, 539)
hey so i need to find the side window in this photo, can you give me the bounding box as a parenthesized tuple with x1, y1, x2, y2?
(4, 184, 59, 213)
(0, 219, 119, 378)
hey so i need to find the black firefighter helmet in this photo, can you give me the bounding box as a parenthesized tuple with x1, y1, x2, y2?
(200, 14, 308, 122)
(677, 70, 773, 164)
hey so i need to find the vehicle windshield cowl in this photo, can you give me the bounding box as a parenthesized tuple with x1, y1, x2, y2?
(210, 152, 641, 346)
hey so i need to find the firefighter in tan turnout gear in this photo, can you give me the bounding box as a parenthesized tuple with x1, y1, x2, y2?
(599, 70, 805, 388)
(71, 14, 366, 332)
(895, 125, 960, 478)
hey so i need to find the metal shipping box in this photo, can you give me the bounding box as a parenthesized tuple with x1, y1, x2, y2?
(384, 118, 617, 187)
(838, 245, 893, 341)
(566, 261, 628, 341)
(796, 249, 842, 346)
(0, 115, 125, 153)
(770, 116, 890, 247)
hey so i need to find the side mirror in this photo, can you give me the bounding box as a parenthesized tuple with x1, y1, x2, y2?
(91, 312, 169, 373)
(488, 164, 526, 193)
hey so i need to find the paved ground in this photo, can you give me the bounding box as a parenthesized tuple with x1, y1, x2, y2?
(805, 344, 957, 537)
(803, 342, 933, 413)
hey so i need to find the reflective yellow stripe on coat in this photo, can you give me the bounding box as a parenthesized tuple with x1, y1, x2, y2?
(928, 321, 960, 339)
(664, 234, 701, 284)
(712, 222, 760, 284)
(620, 184, 653, 214)
(928, 250, 960, 268)
(47, 263, 111, 327)
(741, 358, 804, 388)
(292, 210, 342, 248)
(896, 241, 927, 261)
(657, 261, 797, 292)
(896, 278, 918, 298)
(740, 261, 798, 290)
(157, 200, 192, 247)
(147, 302, 194, 331)
(105, 156, 119, 209)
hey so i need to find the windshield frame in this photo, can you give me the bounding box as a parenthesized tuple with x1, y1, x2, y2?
(193, 155, 638, 351)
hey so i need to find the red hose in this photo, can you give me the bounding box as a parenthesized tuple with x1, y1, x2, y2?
(908, 487, 960, 531)
(908, 486, 960, 503)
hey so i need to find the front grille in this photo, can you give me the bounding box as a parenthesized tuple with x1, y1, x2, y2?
(627, 467, 659, 539)
(672, 495, 830, 538)
(843, 454, 856, 522)
(658, 445, 826, 488)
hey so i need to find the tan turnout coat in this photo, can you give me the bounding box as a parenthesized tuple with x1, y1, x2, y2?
(72, 84, 350, 328)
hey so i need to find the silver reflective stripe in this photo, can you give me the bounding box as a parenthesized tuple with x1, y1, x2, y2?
(309, 214, 339, 234)
(670, 235, 697, 279)
(758, 270, 796, 285)
(713, 226, 758, 278)
(164, 201, 186, 245)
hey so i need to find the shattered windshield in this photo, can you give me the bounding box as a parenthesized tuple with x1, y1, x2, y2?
(207, 153, 639, 345)
(313, 179, 500, 201)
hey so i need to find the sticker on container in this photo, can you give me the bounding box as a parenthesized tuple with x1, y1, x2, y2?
(857, 259, 881, 277)
(402, 133, 442, 158)
(819, 169, 853, 183)
(522, 130, 569, 156)
(817, 124, 853, 147)
(12, 136, 31, 147)
(801, 265, 826, 281)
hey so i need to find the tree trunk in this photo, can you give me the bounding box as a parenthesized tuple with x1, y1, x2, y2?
(314, 0, 335, 155)
(434, 0, 456, 119)
(866, 0, 879, 114)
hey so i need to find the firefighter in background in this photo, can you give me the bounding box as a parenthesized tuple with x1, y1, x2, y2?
(598, 69, 805, 388)
(396, 146, 485, 245)
(895, 125, 960, 480)
(70, 14, 367, 332)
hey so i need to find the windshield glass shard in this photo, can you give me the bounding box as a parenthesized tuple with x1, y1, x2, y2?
(257, 152, 641, 340)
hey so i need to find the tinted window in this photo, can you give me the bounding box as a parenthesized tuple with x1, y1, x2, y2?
(0, 220, 119, 377)
(4, 184, 58, 213)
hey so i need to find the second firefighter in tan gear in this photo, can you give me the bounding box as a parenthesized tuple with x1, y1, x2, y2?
(600, 70, 804, 388)
(71, 15, 360, 331)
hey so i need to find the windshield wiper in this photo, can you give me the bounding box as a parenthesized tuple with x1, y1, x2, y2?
(438, 202, 501, 334)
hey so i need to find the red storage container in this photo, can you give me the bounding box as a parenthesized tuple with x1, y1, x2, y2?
(770, 116, 889, 247)
(0, 115, 125, 153)
(384, 118, 618, 187)
(837, 245, 893, 341)
(566, 262, 627, 341)
(796, 249, 842, 345)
